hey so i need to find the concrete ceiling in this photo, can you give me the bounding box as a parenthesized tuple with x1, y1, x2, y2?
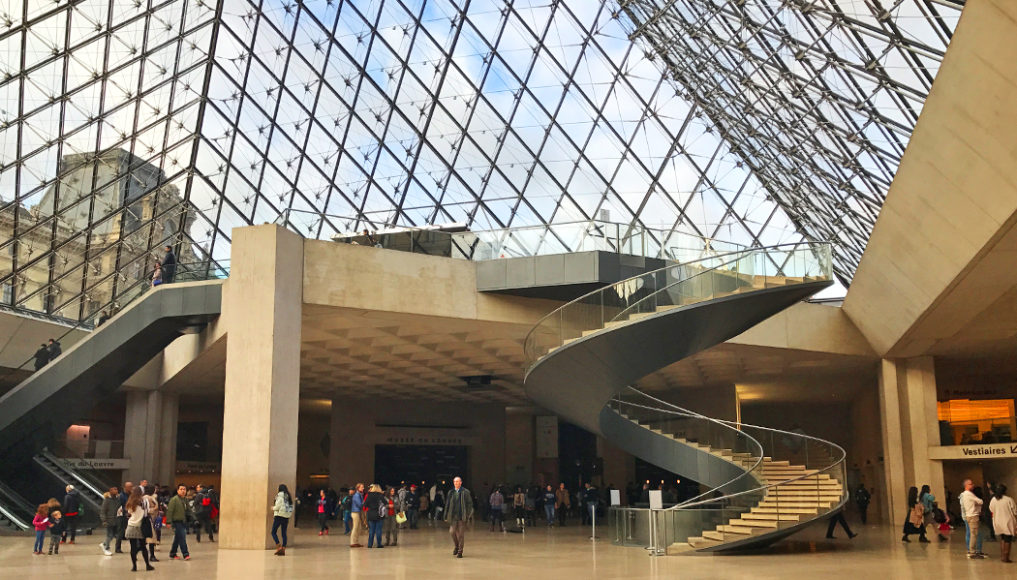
(156, 304, 877, 407)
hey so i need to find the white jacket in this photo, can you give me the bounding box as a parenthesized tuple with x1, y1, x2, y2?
(960, 490, 983, 519)
(990, 495, 1017, 536)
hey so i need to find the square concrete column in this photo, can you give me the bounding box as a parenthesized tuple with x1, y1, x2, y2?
(156, 393, 179, 486)
(878, 357, 944, 524)
(218, 225, 303, 550)
(124, 390, 177, 485)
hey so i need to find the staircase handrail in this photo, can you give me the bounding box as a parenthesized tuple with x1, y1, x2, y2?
(615, 388, 848, 511)
(523, 241, 833, 373)
(608, 396, 765, 506)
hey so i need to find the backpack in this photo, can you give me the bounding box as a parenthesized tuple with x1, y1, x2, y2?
(933, 507, 946, 524)
(279, 494, 294, 517)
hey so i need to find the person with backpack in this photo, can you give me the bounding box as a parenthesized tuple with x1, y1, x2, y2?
(193, 484, 215, 542)
(271, 484, 294, 556)
(919, 485, 946, 542)
(341, 488, 354, 534)
(364, 484, 386, 548)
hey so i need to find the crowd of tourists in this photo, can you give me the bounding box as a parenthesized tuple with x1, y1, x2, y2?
(267, 478, 604, 558)
(31, 478, 219, 572)
(28, 475, 604, 563)
(902, 478, 1017, 562)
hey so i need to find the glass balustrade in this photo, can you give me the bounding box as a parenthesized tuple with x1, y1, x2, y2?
(524, 242, 833, 370)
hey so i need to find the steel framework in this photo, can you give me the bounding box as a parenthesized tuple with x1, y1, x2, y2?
(0, 0, 963, 320)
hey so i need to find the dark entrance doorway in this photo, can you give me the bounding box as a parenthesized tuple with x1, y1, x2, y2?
(374, 445, 468, 489)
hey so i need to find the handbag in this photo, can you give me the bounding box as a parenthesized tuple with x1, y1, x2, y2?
(141, 516, 154, 539)
(396, 512, 407, 524)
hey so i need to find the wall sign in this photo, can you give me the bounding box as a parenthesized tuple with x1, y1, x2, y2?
(928, 444, 1017, 461)
(176, 461, 220, 472)
(375, 427, 478, 446)
(57, 457, 130, 470)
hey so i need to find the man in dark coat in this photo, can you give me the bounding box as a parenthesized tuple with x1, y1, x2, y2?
(444, 476, 474, 558)
(33, 344, 49, 370)
(47, 338, 61, 360)
(162, 245, 176, 283)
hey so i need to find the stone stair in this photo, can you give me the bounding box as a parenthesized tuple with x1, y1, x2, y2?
(670, 461, 843, 553)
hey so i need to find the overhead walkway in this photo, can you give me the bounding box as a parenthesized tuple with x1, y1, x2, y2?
(523, 243, 847, 553)
(0, 281, 223, 497)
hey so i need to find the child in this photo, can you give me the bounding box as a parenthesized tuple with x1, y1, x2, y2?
(32, 504, 49, 555)
(48, 510, 65, 555)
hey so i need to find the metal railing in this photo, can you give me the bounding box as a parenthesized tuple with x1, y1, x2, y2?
(607, 388, 847, 553)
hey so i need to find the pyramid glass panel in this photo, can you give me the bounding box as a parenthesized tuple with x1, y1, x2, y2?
(1, 0, 964, 320)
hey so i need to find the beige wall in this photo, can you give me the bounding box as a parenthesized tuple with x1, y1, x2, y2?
(302, 239, 559, 325)
(843, 0, 1017, 358)
(732, 302, 875, 357)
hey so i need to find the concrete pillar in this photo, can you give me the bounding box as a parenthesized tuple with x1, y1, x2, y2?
(218, 226, 303, 550)
(124, 390, 153, 483)
(329, 399, 373, 489)
(124, 390, 177, 485)
(879, 357, 944, 524)
(157, 393, 179, 485)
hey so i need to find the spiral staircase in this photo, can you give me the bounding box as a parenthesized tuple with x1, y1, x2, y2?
(523, 243, 848, 553)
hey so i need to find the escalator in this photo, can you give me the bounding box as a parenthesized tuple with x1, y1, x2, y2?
(0, 281, 224, 527)
(523, 242, 848, 553)
(0, 479, 33, 532)
(32, 450, 108, 513)
(0, 280, 223, 460)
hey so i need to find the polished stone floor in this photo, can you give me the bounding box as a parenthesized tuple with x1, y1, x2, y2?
(1, 518, 1011, 579)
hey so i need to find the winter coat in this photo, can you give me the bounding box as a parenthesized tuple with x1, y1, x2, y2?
(365, 491, 385, 522)
(63, 490, 81, 516)
(100, 493, 119, 527)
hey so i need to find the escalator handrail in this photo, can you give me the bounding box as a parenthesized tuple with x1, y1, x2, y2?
(0, 501, 30, 530)
(36, 450, 106, 500)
